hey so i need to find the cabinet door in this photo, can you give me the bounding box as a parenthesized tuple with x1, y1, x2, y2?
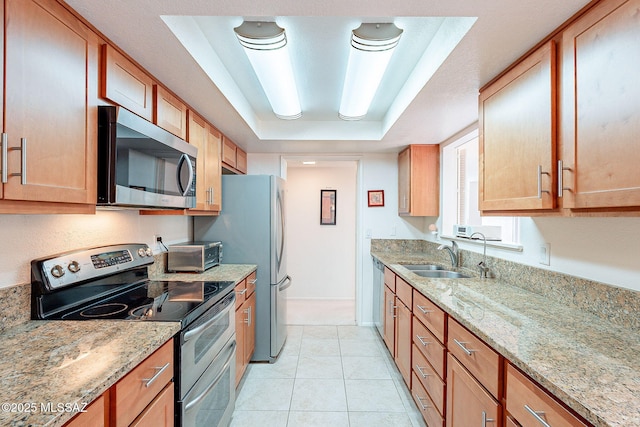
(236, 147, 247, 174)
(398, 147, 410, 214)
(383, 285, 396, 356)
(101, 44, 154, 121)
(235, 305, 245, 386)
(222, 136, 237, 168)
(394, 300, 412, 387)
(187, 111, 208, 211)
(154, 85, 187, 139)
(479, 41, 556, 211)
(4, 0, 98, 205)
(64, 393, 108, 427)
(244, 292, 256, 365)
(561, 0, 640, 209)
(130, 383, 174, 427)
(206, 125, 222, 211)
(446, 354, 500, 427)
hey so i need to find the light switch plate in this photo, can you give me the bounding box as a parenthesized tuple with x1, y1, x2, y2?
(539, 243, 551, 265)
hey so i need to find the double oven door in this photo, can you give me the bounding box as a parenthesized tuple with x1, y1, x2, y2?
(177, 290, 236, 427)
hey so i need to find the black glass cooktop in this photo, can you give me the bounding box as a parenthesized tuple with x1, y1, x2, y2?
(53, 280, 234, 327)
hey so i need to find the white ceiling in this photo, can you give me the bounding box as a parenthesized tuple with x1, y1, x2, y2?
(66, 0, 591, 154)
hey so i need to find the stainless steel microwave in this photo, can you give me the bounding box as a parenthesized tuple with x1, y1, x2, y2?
(97, 105, 197, 209)
(167, 241, 223, 272)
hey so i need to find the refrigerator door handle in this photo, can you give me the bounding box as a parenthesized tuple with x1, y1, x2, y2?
(277, 276, 292, 292)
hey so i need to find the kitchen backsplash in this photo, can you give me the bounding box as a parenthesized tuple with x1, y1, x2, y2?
(371, 239, 640, 330)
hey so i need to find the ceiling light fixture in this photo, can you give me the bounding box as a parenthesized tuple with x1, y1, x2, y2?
(234, 21, 302, 120)
(339, 23, 403, 121)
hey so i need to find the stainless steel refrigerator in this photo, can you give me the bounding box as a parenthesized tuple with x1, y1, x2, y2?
(194, 175, 291, 362)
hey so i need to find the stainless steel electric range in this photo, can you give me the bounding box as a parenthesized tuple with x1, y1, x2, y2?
(30, 243, 236, 427)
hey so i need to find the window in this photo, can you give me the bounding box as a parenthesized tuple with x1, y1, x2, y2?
(441, 129, 519, 243)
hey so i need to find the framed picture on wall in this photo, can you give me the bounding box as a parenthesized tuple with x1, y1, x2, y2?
(368, 190, 384, 207)
(320, 189, 337, 225)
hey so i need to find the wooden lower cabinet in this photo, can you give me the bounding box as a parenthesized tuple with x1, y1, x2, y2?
(506, 363, 589, 427)
(412, 344, 445, 415)
(412, 372, 445, 427)
(235, 272, 257, 386)
(413, 316, 446, 379)
(64, 392, 108, 427)
(130, 383, 174, 427)
(394, 298, 412, 387)
(506, 415, 521, 427)
(446, 354, 500, 427)
(383, 285, 396, 356)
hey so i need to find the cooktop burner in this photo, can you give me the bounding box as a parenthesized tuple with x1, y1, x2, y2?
(80, 303, 129, 318)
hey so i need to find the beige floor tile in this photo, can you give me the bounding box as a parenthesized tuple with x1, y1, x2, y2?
(230, 410, 289, 427)
(246, 355, 298, 379)
(337, 325, 379, 341)
(287, 411, 349, 427)
(341, 355, 392, 380)
(348, 411, 416, 427)
(296, 355, 343, 379)
(290, 378, 347, 411)
(302, 325, 339, 339)
(235, 378, 294, 411)
(299, 337, 341, 357)
(344, 379, 406, 412)
(339, 338, 384, 357)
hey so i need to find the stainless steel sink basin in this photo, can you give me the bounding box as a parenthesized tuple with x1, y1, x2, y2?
(403, 264, 444, 271)
(412, 270, 470, 279)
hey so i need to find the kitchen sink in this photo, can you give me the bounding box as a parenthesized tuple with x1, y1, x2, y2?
(402, 264, 444, 271)
(412, 270, 470, 279)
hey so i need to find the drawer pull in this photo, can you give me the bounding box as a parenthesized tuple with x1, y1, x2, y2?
(414, 394, 431, 411)
(237, 288, 248, 295)
(524, 404, 552, 427)
(453, 338, 477, 356)
(482, 411, 495, 426)
(415, 364, 430, 378)
(417, 305, 433, 314)
(248, 278, 257, 284)
(143, 362, 170, 388)
(416, 335, 430, 346)
(1, 133, 7, 183)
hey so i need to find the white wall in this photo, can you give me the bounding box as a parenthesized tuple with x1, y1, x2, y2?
(0, 210, 190, 288)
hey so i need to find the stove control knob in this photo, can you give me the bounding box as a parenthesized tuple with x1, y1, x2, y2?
(138, 248, 146, 257)
(68, 260, 81, 273)
(145, 247, 153, 257)
(51, 265, 65, 278)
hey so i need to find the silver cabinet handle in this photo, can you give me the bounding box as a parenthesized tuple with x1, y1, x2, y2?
(416, 335, 430, 347)
(482, 410, 495, 426)
(417, 305, 433, 314)
(524, 405, 552, 427)
(244, 306, 252, 326)
(415, 364, 430, 378)
(414, 394, 430, 411)
(558, 160, 572, 198)
(537, 165, 550, 199)
(8, 137, 27, 185)
(143, 362, 170, 388)
(237, 288, 248, 296)
(1, 133, 7, 183)
(453, 338, 476, 356)
(249, 278, 257, 284)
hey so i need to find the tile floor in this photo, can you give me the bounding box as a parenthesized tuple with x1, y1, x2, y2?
(231, 325, 426, 427)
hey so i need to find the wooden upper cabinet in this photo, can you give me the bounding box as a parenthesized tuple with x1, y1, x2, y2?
(186, 111, 221, 214)
(222, 136, 237, 169)
(154, 85, 187, 139)
(398, 145, 440, 216)
(1, 0, 98, 211)
(560, 0, 640, 210)
(236, 147, 248, 174)
(101, 44, 154, 121)
(479, 40, 557, 212)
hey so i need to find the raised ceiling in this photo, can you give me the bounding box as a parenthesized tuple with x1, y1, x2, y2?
(65, 0, 591, 154)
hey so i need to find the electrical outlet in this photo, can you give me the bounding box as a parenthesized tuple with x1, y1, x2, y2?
(539, 243, 551, 266)
(365, 228, 372, 239)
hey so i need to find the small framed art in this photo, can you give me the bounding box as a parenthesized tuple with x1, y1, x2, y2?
(367, 190, 384, 207)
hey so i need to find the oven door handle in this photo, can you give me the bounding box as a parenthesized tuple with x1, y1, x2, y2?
(184, 340, 236, 412)
(183, 294, 235, 342)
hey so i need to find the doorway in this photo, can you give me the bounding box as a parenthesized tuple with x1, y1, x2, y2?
(285, 160, 358, 325)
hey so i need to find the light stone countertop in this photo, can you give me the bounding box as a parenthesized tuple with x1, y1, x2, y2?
(372, 250, 640, 427)
(0, 320, 180, 427)
(0, 262, 256, 427)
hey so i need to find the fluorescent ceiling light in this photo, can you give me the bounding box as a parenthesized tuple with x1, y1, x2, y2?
(234, 21, 302, 120)
(339, 23, 403, 121)
(302, 161, 316, 165)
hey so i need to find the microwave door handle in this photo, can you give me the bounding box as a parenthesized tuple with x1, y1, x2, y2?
(177, 153, 194, 196)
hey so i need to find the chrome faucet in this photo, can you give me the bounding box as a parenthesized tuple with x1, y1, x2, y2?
(437, 241, 459, 268)
(470, 232, 490, 279)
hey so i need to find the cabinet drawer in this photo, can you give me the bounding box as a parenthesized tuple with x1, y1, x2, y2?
(447, 318, 500, 398)
(235, 278, 247, 309)
(383, 267, 395, 292)
(113, 340, 173, 427)
(245, 271, 257, 297)
(412, 344, 445, 415)
(413, 290, 446, 343)
(412, 372, 444, 427)
(413, 317, 446, 379)
(130, 382, 174, 427)
(64, 393, 107, 427)
(396, 277, 412, 308)
(506, 363, 588, 427)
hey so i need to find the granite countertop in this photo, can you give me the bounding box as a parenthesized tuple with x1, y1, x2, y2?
(0, 263, 256, 427)
(148, 263, 257, 284)
(0, 320, 180, 427)
(372, 250, 640, 427)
